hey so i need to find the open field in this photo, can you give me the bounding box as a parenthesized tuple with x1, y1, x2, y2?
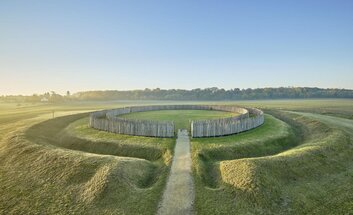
(0, 99, 353, 214)
(235, 99, 353, 119)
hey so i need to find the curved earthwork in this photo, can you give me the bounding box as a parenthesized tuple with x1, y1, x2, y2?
(1, 102, 352, 214)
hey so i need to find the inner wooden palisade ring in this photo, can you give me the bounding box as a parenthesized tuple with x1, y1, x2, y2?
(89, 105, 264, 138)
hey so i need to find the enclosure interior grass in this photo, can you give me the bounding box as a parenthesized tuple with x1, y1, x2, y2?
(89, 105, 265, 138)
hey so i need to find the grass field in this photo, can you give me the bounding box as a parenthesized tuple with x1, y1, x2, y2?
(0, 101, 175, 214)
(0, 99, 353, 214)
(120, 109, 238, 131)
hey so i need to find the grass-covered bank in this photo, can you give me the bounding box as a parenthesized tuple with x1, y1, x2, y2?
(1, 99, 353, 214)
(0, 102, 175, 214)
(192, 110, 353, 214)
(26, 115, 174, 162)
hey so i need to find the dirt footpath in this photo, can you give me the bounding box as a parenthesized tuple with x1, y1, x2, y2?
(157, 129, 195, 215)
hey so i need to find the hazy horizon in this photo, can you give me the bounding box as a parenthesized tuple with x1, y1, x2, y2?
(4, 85, 353, 97)
(1, 0, 353, 95)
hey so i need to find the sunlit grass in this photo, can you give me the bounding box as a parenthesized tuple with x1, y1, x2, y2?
(1, 100, 353, 214)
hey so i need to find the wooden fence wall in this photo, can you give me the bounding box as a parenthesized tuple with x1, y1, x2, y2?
(89, 105, 264, 138)
(191, 107, 264, 137)
(89, 107, 175, 137)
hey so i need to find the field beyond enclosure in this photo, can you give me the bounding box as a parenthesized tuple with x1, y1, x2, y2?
(0, 99, 353, 214)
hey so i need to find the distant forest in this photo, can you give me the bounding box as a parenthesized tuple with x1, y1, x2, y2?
(1, 87, 353, 103)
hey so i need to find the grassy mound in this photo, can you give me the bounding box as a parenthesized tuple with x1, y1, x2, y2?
(192, 110, 353, 214)
(120, 109, 238, 131)
(0, 112, 174, 214)
(192, 114, 298, 188)
(1, 100, 353, 214)
(0, 136, 166, 214)
(26, 114, 174, 162)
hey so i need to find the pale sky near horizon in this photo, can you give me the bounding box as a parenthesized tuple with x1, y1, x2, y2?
(1, 0, 353, 95)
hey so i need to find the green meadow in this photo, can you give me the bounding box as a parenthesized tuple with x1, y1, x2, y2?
(0, 99, 353, 214)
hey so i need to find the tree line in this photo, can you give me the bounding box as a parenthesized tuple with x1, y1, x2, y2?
(0, 91, 72, 103)
(1, 87, 352, 103)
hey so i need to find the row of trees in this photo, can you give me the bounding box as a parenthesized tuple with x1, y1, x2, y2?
(73, 87, 353, 101)
(0, 91, 71, 103)
(1, 87, 352, 103)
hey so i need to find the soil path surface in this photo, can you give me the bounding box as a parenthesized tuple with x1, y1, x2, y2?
(157, 129, 194, 215)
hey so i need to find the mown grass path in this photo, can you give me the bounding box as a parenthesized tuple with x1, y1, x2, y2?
(288, 111, 353, 136)
(157, 129, 194, 215)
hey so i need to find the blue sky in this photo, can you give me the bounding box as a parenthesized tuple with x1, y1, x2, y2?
(1, 0, 353, 95)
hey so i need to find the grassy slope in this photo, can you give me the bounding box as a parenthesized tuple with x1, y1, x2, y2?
(0, 102, 174, 214)
(193, 110, 353, 214)
(0, 138, 160, 214)
(27, 115, 174, 162)
(1, 99, 353, 214)
(120, 109, 238, 131)
(191, 113, 299, 213)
